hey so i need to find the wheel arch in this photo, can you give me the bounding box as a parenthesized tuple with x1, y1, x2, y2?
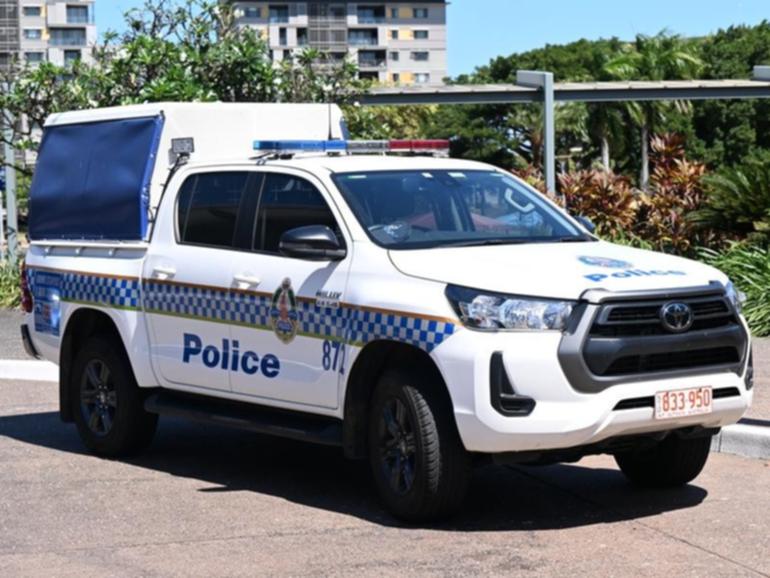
(342, 339, 455, 459)
(59, 308, 130, 423)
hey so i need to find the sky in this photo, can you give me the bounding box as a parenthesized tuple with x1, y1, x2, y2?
(95, 0, 770, 77)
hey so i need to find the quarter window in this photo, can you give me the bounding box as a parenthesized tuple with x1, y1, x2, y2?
(254, 173, 341, 254)
(177, 172, 251, 249)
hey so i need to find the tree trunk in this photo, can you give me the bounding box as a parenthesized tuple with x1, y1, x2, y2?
(640, 124, 650, 191)
(601, 136, 610, 172)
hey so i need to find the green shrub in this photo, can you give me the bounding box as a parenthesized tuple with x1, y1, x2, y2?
(0, 262, 21, 309)
(700, 243, 770, 337)
(692, 151, 770, 244)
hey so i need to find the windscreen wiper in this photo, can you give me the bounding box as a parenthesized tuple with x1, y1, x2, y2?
(442, 238, 528, 248)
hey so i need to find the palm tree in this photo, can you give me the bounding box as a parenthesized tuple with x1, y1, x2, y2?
(586, 103, 625, 171)
(604, 32, 703, 189)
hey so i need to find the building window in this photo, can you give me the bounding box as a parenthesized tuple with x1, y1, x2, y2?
(390, 8, 398, 19)
(415, 73, 430, 84)
(49, 28, 86, 46)
(24, 52, 44, 64)
(64, 49, 81, 64)
(282, 49, 291, 60)
(392, 73, 400, 83)
(66, 5, 90, 24)
(22, 6, 42, 17)
(411, 51, 429, 61)
(389, 51, 399, 61)
(414, 30, 429, 40)
(297, 28, 308, 46)
(390, 29, 398, 40)
(23, 29, 42, 40)
(269, 5, 289, 23)
(413, 8, 429, 18)
(279, 27, 287, 46)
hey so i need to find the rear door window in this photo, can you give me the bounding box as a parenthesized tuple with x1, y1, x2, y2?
(177, 172, 251, 249)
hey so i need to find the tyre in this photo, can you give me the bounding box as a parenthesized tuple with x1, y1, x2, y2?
(614, 434, 713, 487)
(71, 334, 158, 457)
(368, 368, 471, 522)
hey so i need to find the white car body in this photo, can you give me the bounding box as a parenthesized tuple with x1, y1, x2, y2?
(23, 104, 753, 460)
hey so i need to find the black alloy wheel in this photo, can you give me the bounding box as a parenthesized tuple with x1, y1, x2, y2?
(378, 397, 418, 495)
(80, 358, 118, 437)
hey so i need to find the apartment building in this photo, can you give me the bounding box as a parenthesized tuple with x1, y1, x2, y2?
(229, 1, 447, 86)
(0, 0, 96, 70)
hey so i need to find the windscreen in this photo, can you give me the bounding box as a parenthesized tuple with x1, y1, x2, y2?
(332, 170, 588, 249)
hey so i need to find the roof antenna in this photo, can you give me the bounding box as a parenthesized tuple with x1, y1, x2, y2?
(325, 83, 334, 140)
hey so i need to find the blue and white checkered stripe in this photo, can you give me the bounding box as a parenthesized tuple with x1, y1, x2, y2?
(61, 273, 141, 309)
(345, 308, 455, 352)
(40, 274, 458, 353)
(28, 269, 141, 310)
(144, 280, 456, 352)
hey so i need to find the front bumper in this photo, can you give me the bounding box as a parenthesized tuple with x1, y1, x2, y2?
(433, 328, 752, 454)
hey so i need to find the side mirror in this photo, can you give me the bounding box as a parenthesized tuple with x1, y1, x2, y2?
(279, 225, 346, 261)
(575, 215, 596, 234)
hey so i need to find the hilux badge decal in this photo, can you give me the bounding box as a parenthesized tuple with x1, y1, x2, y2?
(270, 278, 299, 344)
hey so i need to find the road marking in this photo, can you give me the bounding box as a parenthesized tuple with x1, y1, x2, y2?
(0, 360, 58, 382)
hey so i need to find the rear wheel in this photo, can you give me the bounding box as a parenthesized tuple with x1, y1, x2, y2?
(614, 434, 713, 487)
(71, 335, 157, 457)
(368, 369, 471, 522)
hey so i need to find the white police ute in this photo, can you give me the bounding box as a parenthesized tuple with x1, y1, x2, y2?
(20, 103, 754, 521)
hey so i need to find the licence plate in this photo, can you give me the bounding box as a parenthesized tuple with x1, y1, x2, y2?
(654, 387, 713, 420)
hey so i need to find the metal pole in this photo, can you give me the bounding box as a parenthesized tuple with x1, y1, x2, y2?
(0, 185, 5, 262)
(2, 109, 18, 266)
(516, 70, 556, 196)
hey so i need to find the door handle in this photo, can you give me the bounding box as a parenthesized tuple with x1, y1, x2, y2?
(152, 265, 176, 279)
(233, 274, 261, 287)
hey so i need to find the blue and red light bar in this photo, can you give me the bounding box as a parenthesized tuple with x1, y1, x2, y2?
(253, 139, 450, 155)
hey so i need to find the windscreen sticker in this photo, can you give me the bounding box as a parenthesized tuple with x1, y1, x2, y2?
(32, 271, 63, 336)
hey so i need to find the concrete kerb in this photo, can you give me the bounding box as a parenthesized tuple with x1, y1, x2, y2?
(1, 358, 768, 460)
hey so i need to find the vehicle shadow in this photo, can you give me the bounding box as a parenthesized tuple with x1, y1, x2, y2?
(0, 410, 708, 531)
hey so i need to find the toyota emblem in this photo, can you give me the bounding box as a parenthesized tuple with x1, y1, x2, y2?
(660, 302, 693, 333)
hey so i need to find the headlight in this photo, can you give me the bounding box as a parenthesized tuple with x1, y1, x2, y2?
(725, 281, 746, 313)
(446, 285, 576, 331)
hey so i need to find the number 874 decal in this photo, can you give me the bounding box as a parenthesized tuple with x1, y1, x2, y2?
(322, 340, 346, 374)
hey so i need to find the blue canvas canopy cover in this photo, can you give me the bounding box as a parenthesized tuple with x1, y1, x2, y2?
(28, 115, 164, 240)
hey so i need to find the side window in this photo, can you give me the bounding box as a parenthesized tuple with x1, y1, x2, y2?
(177, 172, 250, 249)
(254, 173, 342, 254)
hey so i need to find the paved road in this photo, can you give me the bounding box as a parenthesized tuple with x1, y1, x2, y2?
(0, 310, 25, 360)
(1, 379, 769, 577)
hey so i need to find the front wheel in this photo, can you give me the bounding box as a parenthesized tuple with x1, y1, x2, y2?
(71, 335, 158, 457)
(614, 434, 713, 487)
(368, 369, 471, 522)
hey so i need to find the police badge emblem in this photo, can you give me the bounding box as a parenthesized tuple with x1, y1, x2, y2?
(269, 278, 299, 344)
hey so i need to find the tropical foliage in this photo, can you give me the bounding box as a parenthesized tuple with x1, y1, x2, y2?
(701, 243, 770, 336)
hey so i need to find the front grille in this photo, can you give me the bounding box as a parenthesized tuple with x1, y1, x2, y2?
(592, 296, 736, 337)
(603, 347, 740, 376)
(575, 289, 747, 383)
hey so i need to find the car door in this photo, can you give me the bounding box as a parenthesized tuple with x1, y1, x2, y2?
(229, 169, 352, 409)
(143, 170, 258, 393)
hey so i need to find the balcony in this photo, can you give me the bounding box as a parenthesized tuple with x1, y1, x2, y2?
(48, 29, 87, 47)
(356, 6, 386, 24)
(66, 7, 92, 25)
(358, 50, 387, 69)
(348, 30, 379, 47)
